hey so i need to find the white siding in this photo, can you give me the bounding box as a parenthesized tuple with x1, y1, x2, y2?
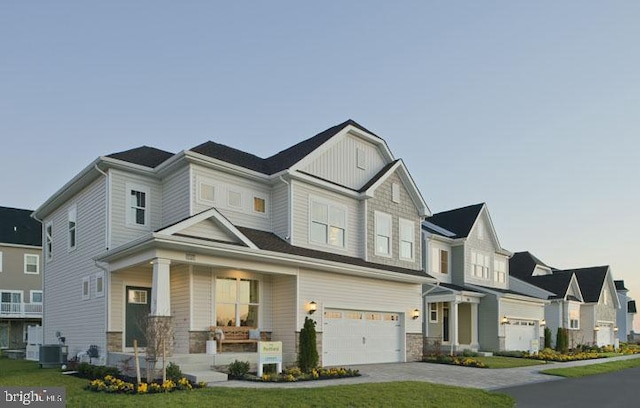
(545, 302, 562, 336)
(191, 165, 271, 231)
(301, 134, 386, 190)
(162, 164, 191, 227)
(170, 264, 190, 354)
(272, 182, 289, 240)
(298, 269, 422, 335)
(290, 180, 361, 257)
(502, 299, 544, 321)
(427, 240, 452, 284)
(109, 169, 162, 249)
(191, 266, 213, 330)
(463, 210, 507, 290)
(42, 177, 108, 359)
(271, 275, 297, 363)
(180, 219, 241, 243)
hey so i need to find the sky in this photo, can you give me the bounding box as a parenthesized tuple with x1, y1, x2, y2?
(1, 2, 639, 329)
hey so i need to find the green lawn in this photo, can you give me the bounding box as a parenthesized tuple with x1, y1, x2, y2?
(541, 357, 640, 378)
(472, 356, 547, 369)
(0, 358, 514, 407)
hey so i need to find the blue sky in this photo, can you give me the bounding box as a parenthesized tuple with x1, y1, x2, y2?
(2, 2, 639, 327)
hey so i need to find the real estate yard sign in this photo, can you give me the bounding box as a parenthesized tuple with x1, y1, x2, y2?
(257, 341, 283, 377)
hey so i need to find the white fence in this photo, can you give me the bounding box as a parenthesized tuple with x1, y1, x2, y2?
(25, 325, 43, 361)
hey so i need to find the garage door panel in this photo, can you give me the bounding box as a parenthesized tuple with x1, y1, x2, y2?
(323, 309, 403, 366)
(505, 320, 536, 351)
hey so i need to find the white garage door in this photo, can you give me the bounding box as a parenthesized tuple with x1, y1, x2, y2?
(505, 320, 536, 351)
(597, 326, 612, 346)
(322, 309, 403, 366)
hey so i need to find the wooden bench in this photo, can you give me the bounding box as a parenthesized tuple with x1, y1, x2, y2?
(210, 326, 259, 352)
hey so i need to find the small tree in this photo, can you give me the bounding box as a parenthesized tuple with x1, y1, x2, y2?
(298, 317, 319, 373)
(555, 328, 568, 354)
(544, 327, 553, 349)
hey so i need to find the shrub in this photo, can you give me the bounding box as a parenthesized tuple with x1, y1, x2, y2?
(227, 360, 250, 379)
(461, 349, 478, 357)
(166, 362, 183, 382)
(544, 327, 552, 349)
(77, 363, 120, 380)
(298, 316, 319, 373)
(494, 350, 525, 358)
(555, 328, 568, 354)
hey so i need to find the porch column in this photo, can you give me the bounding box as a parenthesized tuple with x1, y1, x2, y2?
(471, 303, 479, 350)
(151, 258, 171, 316)
(451, 301, 459, 353)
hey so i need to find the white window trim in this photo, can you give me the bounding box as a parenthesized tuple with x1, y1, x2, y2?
(95, 272, 105, 298)
(68, 204, 77, 251)
(309, 197, 347, 249)
(391, 183, 400, 203)
(569, 318, 580, 330)
(429, 303, 438, 323)
(30, 290, 43, 304)
(0, 251, 3, 272)
(471, 251, 490, 280)
(45, 222, 53, 261)
(196, 176, 217, 206)
(214, 276, 261, 327)
(374, 211, 393, 257)
(24, 254, 39, 275)
(126, 182, 151, 229)
(494, 258, 506, 283)
(82, 276, 91, 300)
(356, 147, 366, 170)
(252, 194, 268, 216)
(399, 218, 415, 261)
(227, 189, 243, 209)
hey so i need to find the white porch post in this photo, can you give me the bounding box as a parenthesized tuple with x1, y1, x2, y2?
(151, 258, 171, 316)
(451, 301, 459, 353)
(471, 303, 479, 350)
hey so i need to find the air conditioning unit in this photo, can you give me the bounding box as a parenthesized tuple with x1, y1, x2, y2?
(38, 344, 68, 368)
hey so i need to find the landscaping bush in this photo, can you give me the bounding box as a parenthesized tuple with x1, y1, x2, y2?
(76, 362, 120, 380)
(87, 374, 201, 394)
(256, 366, 360, 382)
(494, 350, 526, 358)
(461, 349, 478, 357)
(227, 360, 250, 379)
(298, 316, 319, 373)
(423, 355, 487, 368)
(544, 326, 552, 349)
(524, 348, 603, 362)
(166, 362, 183, 382)
(555, 328, 568, 354)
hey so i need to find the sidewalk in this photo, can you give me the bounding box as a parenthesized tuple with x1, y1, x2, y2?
(210, 354, 640, 390)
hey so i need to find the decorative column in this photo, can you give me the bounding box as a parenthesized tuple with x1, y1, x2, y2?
(451, 301, 459, 354)
(148, 258, 174, 359)
(470, 303, 479, 350)
(151, 258, 171, 316)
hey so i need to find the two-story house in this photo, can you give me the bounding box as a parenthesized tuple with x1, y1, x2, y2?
(615, 280, 635, 343)
(509, 251, 585, 348)
(422, 203, 547, 353)
(34, 120, 436, 368)
(0, 206, 43, 350)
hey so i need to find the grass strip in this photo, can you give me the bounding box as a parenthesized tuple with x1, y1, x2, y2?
(541, 356, 640, 378)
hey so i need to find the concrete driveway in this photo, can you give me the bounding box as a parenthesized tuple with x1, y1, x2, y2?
(211, 354, 640, 390)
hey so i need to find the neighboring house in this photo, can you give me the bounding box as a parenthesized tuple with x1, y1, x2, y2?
(509, 251, 585, 348)
(34, 120, 436, 367)
(0, 206, 43, 350)
(422, 203, 547, 353)
(615, 280, 636, 342)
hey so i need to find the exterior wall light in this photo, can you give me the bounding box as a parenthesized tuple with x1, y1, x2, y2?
(412, 308, 420, 320)
(540, 319, 546, 326)
(594, 326, 600, 331)
(501, 316, 509, 325)
(614, 326, 619, 332)
(308, 301, 317, 315)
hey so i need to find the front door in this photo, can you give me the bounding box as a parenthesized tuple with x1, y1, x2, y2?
(442, 306, 450, 342)
(125, 286, 151, 348)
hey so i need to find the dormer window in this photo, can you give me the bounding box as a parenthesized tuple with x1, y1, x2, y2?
(126, 183, 150, 228)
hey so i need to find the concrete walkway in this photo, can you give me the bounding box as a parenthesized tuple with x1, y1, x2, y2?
(210, 354, 640, 390)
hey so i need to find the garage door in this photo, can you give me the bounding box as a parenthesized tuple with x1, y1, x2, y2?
(505, 320, 536, 351)
(597, 326, 612, 346)
(322, 309, 403, 366)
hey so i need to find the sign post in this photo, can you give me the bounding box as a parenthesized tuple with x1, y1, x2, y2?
(257, 341, 283, 377)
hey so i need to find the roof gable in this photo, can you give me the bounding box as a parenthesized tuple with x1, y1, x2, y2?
(107, 146, 174, 168)
(0, 206, 41, 247)
(555, 266, 613, 304)
(509, 251, 552, 279)
(425, 203, 484, 238)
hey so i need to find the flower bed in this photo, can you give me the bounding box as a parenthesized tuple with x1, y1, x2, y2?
(524, 348, 603, 362)
(87, 375, 202, 394)
(423, 355, 487, 368)
(238, 366, 360, 382)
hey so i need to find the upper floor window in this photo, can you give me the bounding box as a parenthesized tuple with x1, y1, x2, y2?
(68, 205, 77, 251)
(126, 183, 149, 228)
(494, 258, 506, 283)
(431, 248, 449, 274)
(228, 190, 242, 209)
(95, 272, 105, 298)
(399, 218, 415, 260)
(45, 222, 53, 261)
(30, 291, 43, 304)
(24, 254, 39, 274)
(253, 197, 266, 214)
(310, 200, 346, 248)
(215, 277, 259, 327)
(391, 183, 400, 203)
(1, 291, 22, 307)
(471, 251, 489, 279)
(199, 182, 216, 204)
(375, 211, 392, 257)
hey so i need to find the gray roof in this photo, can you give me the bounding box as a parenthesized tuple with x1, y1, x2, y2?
(107, 146, 174, 168)
(629, 300, 637, 314)
(509, 251, 551, 280)
(423, 203, 484, 239)
(236, 226, 431, 279)
(524, 273, 574, 300)
(554, 266, 609, 303)
(0, 206, 41, 246)
(615, 280, 628, 291)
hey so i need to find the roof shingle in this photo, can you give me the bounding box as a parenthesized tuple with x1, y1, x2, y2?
(0, 206, 41, 246)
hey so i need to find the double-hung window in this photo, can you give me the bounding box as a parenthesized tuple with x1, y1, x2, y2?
(375, 211, 392, 256)
(471, 252, 490, 279)
(30, 291, 43, 304)
(494, 259, 506, 283)
(24, 254, 39, 274)
(1, 291, 22, 314)
(429, 303, 438, 323)
(310, 200, 346, 248)
(68, 205, 77, 250)
(126, 183, 150, 227)
(215, 277, 259, 327)
(399, 218, 415, 260)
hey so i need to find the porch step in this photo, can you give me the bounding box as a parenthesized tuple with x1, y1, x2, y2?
(183, 369, 228, 384)
(476, 351, 493, 357)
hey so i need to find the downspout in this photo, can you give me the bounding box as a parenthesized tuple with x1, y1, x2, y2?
(94, 163, 110, 362)
(278, 175, 292, 242)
